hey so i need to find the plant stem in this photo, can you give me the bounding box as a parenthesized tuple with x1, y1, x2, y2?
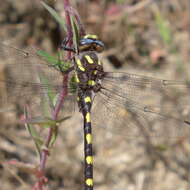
(64, 0, 73, 59)
(39, 0, 73, 177)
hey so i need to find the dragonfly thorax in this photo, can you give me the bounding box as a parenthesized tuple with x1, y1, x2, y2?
(74, 51, 104, 93)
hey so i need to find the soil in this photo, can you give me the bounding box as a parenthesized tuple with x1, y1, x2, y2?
(1, 1, 190, 190)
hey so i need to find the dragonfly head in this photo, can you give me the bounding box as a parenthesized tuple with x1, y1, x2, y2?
(79, 34, 105, 53)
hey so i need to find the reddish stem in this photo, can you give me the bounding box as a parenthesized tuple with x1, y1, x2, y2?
(64, 0, 73, 59)
(37, 1, 86, 188)
(38, 0, 73, 182)
(65, 6, 86, 36)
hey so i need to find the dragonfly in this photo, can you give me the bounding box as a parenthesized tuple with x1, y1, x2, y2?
(0, 34, 190, 190)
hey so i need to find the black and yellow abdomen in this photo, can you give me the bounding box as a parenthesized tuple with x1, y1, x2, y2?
(74, 34, 105, 190)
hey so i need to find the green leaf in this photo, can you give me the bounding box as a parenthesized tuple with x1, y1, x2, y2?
(25, 116, 71, 127)
(38, 73, 55, 118)
(57, 50, 71, 71)
(37, 50, 71, 72)
(25, 117, 57, 127)
(37, 50, 60, 65)
(24, 109, 43, 157)
(48, 117, 72, 146)
(49, 126, 58, 146)
(25, 123, 43, 156)
(57, 116, 71, 123)
(36, 51, 71, 118)
(69, 74, 78, 94)
(155, 11, 172, 45)
(70, 15, 80, 53)
(39, 72, 55, 101)
(41, 1, 67, 32)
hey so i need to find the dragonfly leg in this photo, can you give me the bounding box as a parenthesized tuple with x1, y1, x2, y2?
(60, 37, 76, 53)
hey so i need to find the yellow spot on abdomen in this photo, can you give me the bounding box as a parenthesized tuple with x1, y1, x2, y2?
(86, 133, 92, 144)
(86, 112, 91, 123)
(86, 156, 93, 164)
(86, 178, 93, 186)
(85, 96, 91, 103)
(85, 55, 94, 64)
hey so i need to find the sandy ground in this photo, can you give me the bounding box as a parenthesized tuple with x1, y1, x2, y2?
(1, 0, 190, 190)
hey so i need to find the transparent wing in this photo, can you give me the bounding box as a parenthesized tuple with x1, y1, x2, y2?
(0, 42, 76, 122)
(103, 72, 189, 95)
(92, 72, 190, 139)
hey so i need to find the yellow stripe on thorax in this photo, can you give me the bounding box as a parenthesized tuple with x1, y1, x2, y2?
(86, 133, 92, 144)
(85, 55, 94, 64)
(86, 178, 93, 186)
(76, 59, 85, 71)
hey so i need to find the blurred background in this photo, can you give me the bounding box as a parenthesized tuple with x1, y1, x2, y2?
(1, 0, 190, 190)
